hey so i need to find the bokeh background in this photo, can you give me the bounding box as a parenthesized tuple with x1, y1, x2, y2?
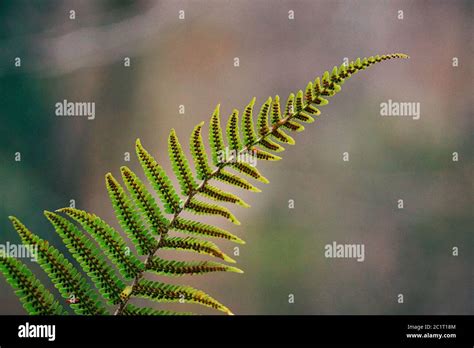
(0, 0, 472, 315)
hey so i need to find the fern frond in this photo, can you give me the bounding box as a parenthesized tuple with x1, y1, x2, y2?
(133, 279, 233, 315)
(270, 95, 282, 124)
(3, 52, 408, 316)
(283, 93, 295, 116)
(57, 207, 143, 279)
(258, 138, 285, 152)
(0, 256, 67, 315)
(9, 216, 107, 315)
(147, 257, 243, 276)
(169, 129, 198, 195)
(304, 81, 314, 104)
(256, 97, 272, 136)
(120, 166, 168, 236)
(282, 119, 305, 132)
(136, 139, 181, 214)
(171, 217, 245, 244)
(241, 97, 258, 146)
(185, 198, 240, 225)
(294, 89, 304, 113)
(198, 184, 250, 208)
(229, 162, 269, 184)
(252, 147, 282, 161)
(215, 169, 261, 192)
(209, 104, 225, 166)
(159, 236, 236, 263)
(106, 173, 157, 255)
(190, 122, 213, 180)
(123, 303, 193, 315)
(226, 109, 241, 150)
(44, 211, 125, 305)
(272, 128, 295, 144)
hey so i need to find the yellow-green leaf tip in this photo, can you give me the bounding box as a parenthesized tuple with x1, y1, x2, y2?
(223, 254, 236, 263)
(237, 238, 246, 245)
(238, 200, 251, 208)
(229, 266, 244, 274)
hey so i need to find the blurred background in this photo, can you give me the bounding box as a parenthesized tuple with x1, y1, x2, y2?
(0, 0, 472, 315)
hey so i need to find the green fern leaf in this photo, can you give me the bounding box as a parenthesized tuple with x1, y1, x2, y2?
(2, 52, 408, 316)
(147, 257, 243, 276)
(215, 169, 261, 192)
(171, 217, 245, 244)
(57, 207, 143, 279)
(229, 162, 269, 184)
(0, 256, 67, 315)
(209, 104, 225, 166)
(226, 109, 241, 151)
(133, 279, 233, 315)
(283, 92, 295, 116)
(270, 94, 282, 124)
(331, 65, 342, 84)
(190, 122, 213, 180)
(185, 198, 240, 225)
(294, 89, 304, 113)
(9, 216, 107, 315)
(252, 147, 282, 161)
(106, 173, 157, 255)
(282, 119, 305, 132)
(304, 81, 314, 104)
(273, 127, 297, 143)
(159, 236, 235, 263)
(258, 138, 285, 152)
(169, 129, 198, 195)
(120, 166, 168, 236)
(241, 97, 258, 146)
(135, 139, 181, 214)
(44, 211, 125, 305)
(256, 97, 272, 136)
(198, 183, 250, 208)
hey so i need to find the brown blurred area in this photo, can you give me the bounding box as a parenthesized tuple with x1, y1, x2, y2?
(0, 0, 472, 314)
